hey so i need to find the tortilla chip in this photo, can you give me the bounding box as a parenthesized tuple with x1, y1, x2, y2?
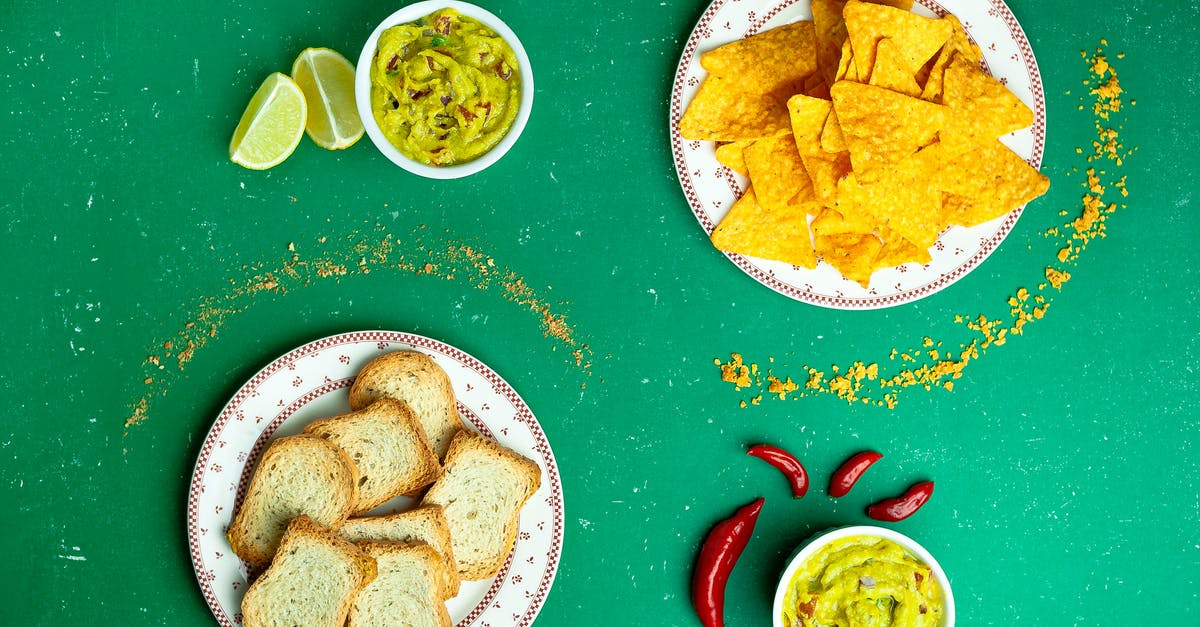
(811, 206, 874, 236)
(940, 53, 1034, 151)
(834, 38, 857, 82)
(744, 132, 813, 214)
(679, 74, 791, 141)
(803, 73, 832, 100)
(700, 21, 818, 102)
(801, 150, 853, 205)
(919, 14, 984, 104)
(937, 140, 1050, 225)
(815, 232, 883, 287)
(874, 227, 932, 268)
(820, 109, 847, 153)
(711, 187, 818, 269)
(843, 0, 952, 82)
(837, 168, 944, 248)
(715, 141, 752, 176)
(787, 95, 833, 154)
(812, 0, 850, 86)
(830, 81, 947, 177)
(869, 38, 922, 97)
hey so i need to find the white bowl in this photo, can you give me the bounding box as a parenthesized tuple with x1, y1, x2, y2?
(771, 525, 956, 627)
(355, 1, 534, 179)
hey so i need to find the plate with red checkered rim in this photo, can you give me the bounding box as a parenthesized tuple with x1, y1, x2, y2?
(187, 330, 563, 626)
(670, 0, 1046, 309)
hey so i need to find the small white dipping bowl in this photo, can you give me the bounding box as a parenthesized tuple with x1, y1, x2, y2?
(355, 0, 534, 179)
(772, 525, 956, 627)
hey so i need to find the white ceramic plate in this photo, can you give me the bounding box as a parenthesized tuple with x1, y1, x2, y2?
(187, 330, 563, 626)
(670, 0, 1046, 309)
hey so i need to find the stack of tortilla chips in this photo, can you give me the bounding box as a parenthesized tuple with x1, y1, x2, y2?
(680, 0, 1050, 287)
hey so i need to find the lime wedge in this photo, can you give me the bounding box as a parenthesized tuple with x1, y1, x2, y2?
(229, 72, 307, 170)
(291, 48, 363, 150)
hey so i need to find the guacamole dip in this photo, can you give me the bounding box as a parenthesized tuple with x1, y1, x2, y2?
(370, 8, 520, 166)
(781, 535, 945, 627)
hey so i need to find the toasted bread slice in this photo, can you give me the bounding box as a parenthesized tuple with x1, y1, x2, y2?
(241, 516, 377, 627)
(304, 398, 442, 514)
(340, 505, 461, 596)
(228, 434, 360, 567)
(349, 351, 464, 460)
(348, 542, 452, 627)
(420, 431, 542, 580)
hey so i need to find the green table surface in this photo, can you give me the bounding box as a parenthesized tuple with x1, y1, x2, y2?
(3, 0, 1198, 624)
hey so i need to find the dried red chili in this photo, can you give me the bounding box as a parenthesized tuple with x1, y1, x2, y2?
(828, 450, 883, 497)
(867, 481, 934, 522)
(692, 497, 764, 627)
(746, 444, 809, 498)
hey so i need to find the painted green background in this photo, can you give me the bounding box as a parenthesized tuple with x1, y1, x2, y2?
(2, 0, 1197, 624)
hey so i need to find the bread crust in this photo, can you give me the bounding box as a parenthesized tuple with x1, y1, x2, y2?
(227, 434, 360, 567)
(241, 516, 377, 627)
(304, 398, 442, 514)
(421, 430, 542, 580)
(348, 350, 465, 460)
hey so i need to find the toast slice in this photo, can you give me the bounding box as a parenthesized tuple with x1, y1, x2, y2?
(340, 504, 461, 596)
(349, 350, 464, 460)
(228, 434, 360, 567)
(241, 516, 377, 627)
(348, 542, 452, 627)
(420, 431, 542, 580)
(304, 398, 442, 514)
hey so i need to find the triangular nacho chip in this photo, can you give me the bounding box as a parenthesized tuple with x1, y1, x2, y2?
(937, 140, 1050, 225)
(801, 150, 853, 205)
(715, 141, 752, 176)
(711, 187, 818, 269)
(843, 0, 952, 82)
(787, 95, 834, 154)
(830, 81, 947, 177)
(815, 232, 883, 287)
(679, 74, 791, 141)
(939, 53, 1035, 151)
(869, 38, 922, 97)
(700, 21, 818, 101)
(744, 132, 814, 214)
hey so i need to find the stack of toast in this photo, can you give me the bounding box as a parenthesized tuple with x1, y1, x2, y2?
(227, 350, 542, 627)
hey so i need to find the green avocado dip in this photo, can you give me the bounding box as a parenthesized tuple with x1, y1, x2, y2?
(369, 8, 521, 166)
(781, 535, 945, 627)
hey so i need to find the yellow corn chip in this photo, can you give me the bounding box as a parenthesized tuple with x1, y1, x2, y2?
(821, 109, 847, 153)
(803, 73, 832, 100)
(870, 38, 922, 97)
(811, 206, 875, 236)
(919, 14, 983, 104)
(744, 132, 813, 214)
(715, 141, 752, 176)
(815, 232, 883, 287)
(787, 95, 833, 154)
(843, 0, 953, 82)
(937, 141, 1050, 225)
(835, 38, 856, 82)
(874, 226, 932, 268)
(700, 21, 818, 102)
(830, 81, 947, 177)
(812, 0, 850, 86)
(837, 168, 944, 248)
(940, 53, 1035, 152)
(711, 187, 818, 269)
(801, 150, 853, 205)
(679, 75, 791, 141)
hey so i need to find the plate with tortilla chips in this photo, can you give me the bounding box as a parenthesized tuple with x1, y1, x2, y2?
(670, 0, 1047, 309)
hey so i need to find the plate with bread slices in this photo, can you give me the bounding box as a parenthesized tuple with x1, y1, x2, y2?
(187, 330, 564, 627)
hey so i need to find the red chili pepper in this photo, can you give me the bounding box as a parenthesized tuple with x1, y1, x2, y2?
(867, 481, 934, 522)
(746, 444, 808, 498)
(692, 497, 764, 627)
(828, 450, 883, 497)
